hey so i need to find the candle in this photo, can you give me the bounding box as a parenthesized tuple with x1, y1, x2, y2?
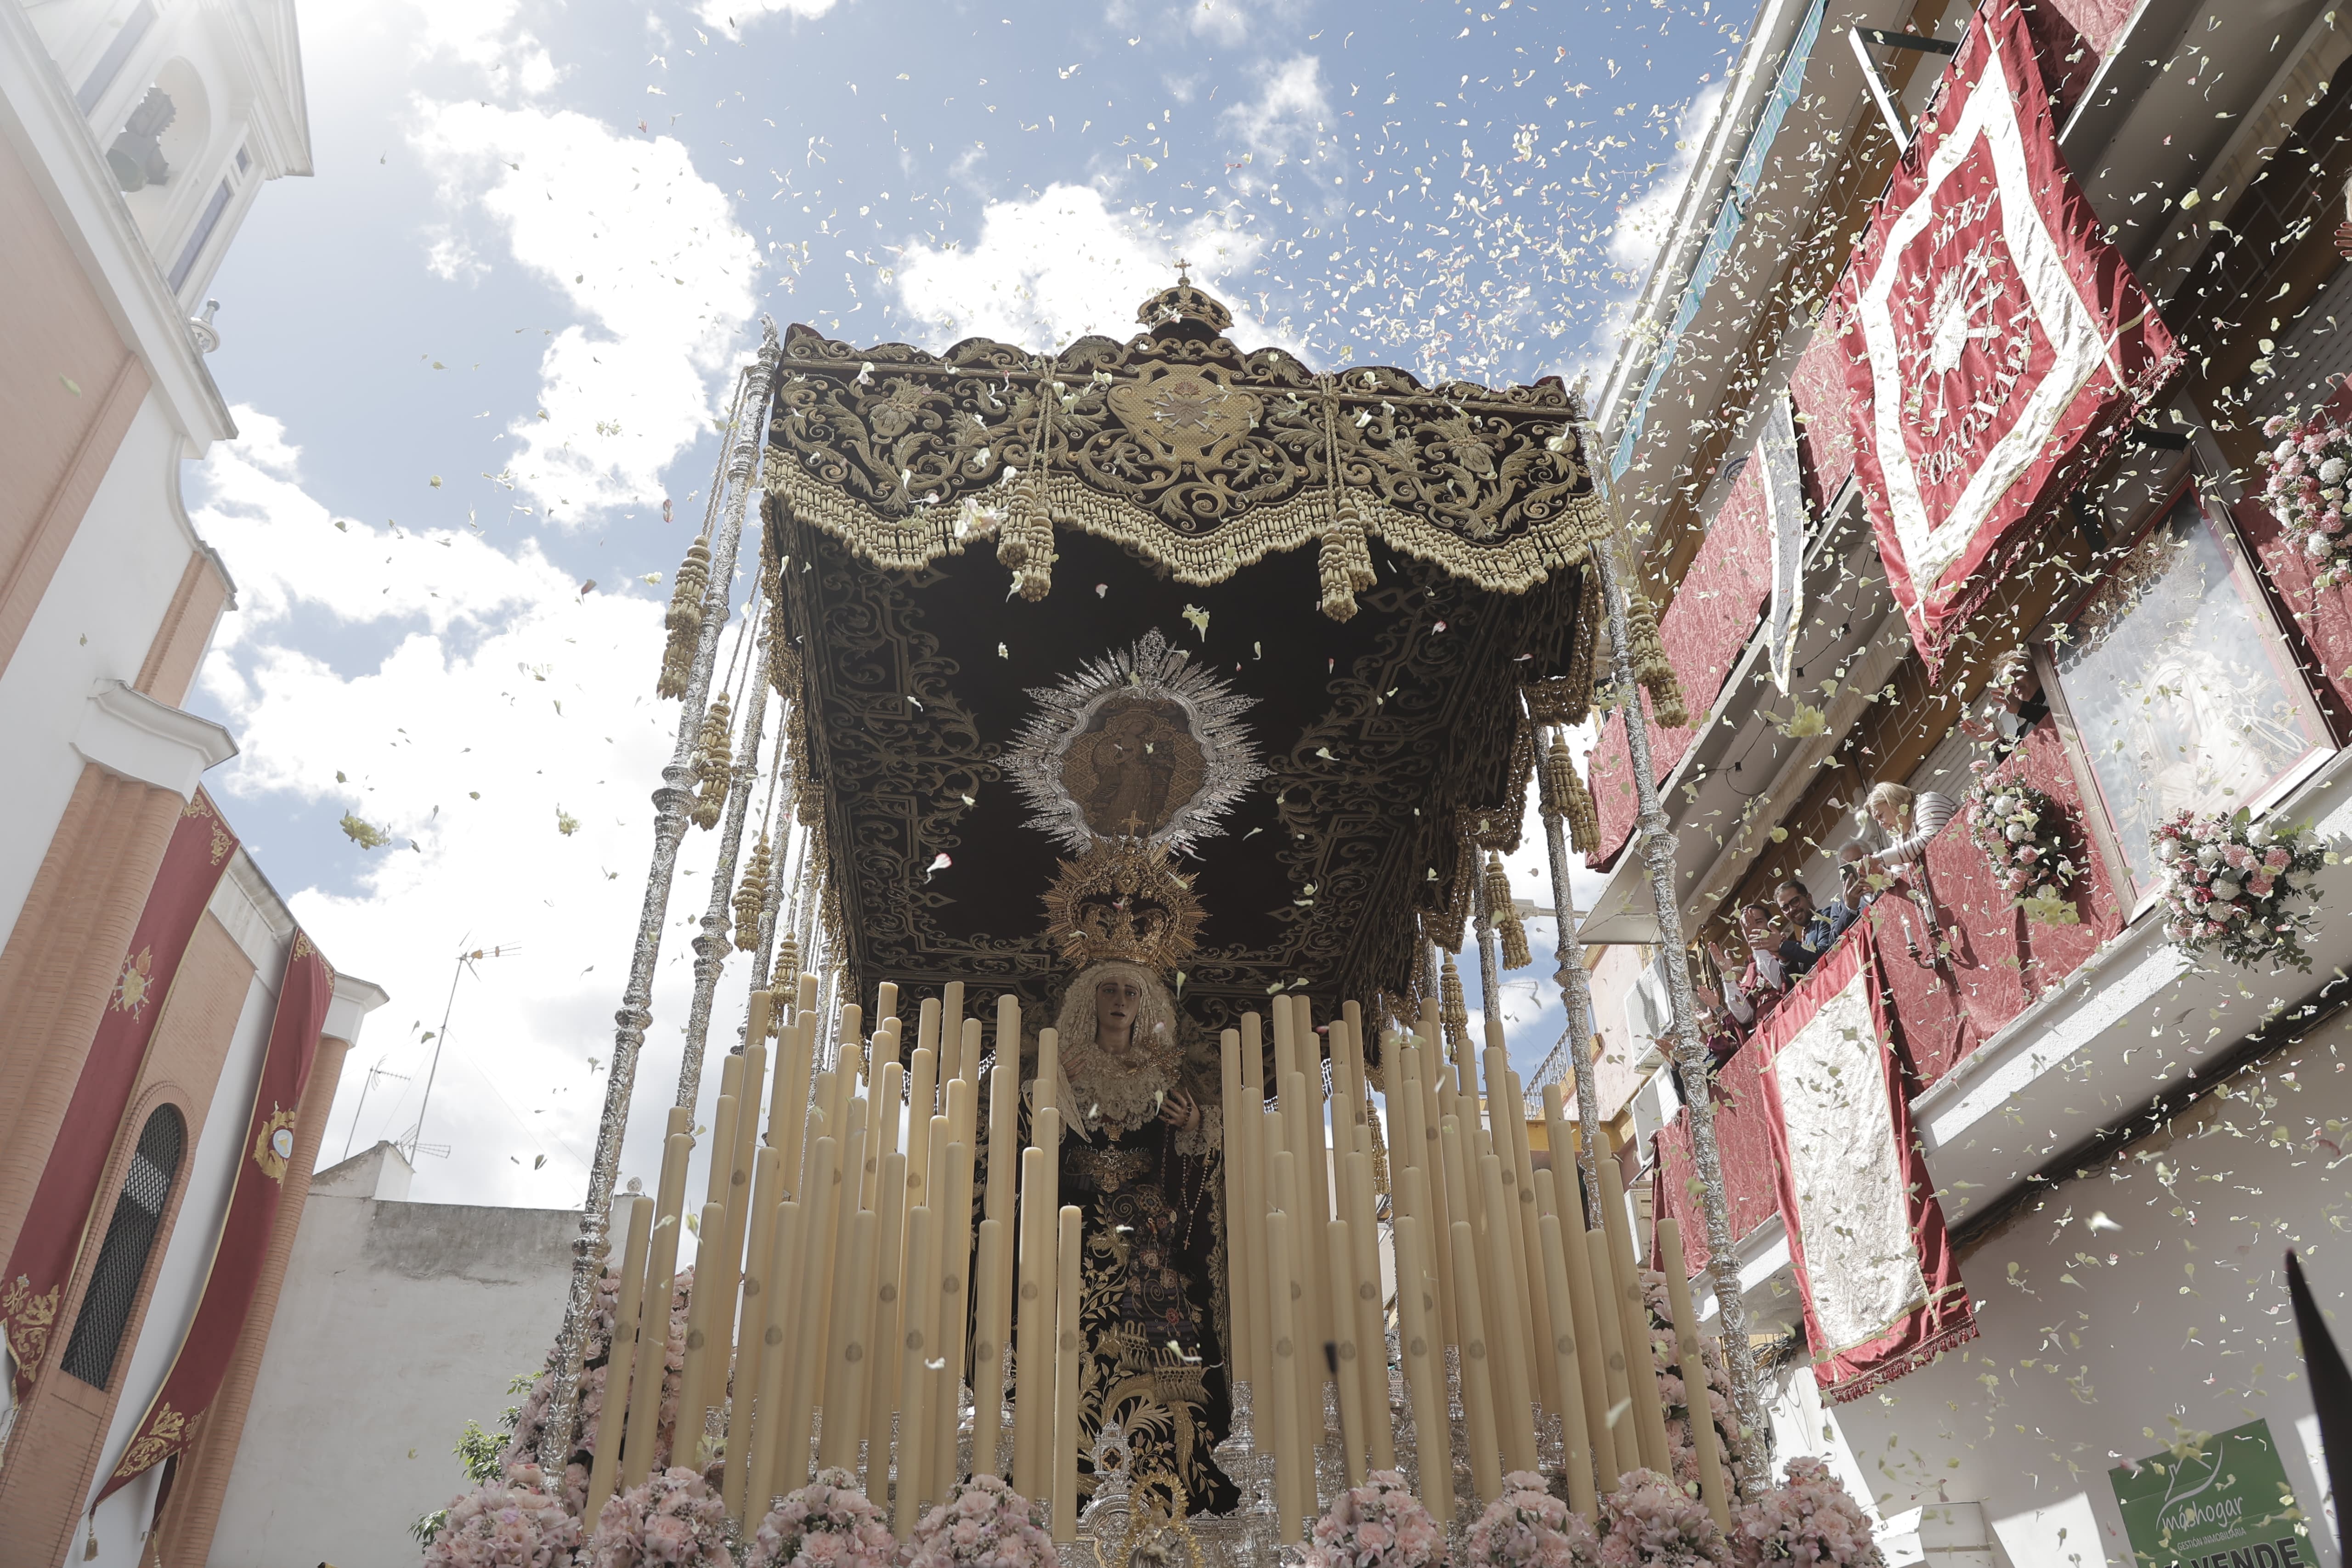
(969, 1216, 1009, 1478)
(1584, 1226, 1637, 1484)
(905, 1047, 938, 1215)
(944, 981, 965, 1050)
(1012, 1138, 1053, 1498)
(1051, 1205, 1082, 1541)
(678, 1060, 745, 1444)
(1500, 1066, 1557, 1426)
(1536, 1209, 1599, 1521)
(1390, 1210, 1450, 1523)
(1448, 1216, 1503, 1503)
(1237, 1013, 1271, 1397)
(623, 1112, 694, 1492)
(820, 1207, 878, 1472)
(862, 1149, 910, 1483)
(1218, 1030, 1254, 1395)
(775, 1011, 815, 1200)
(960, 1014, 984, 1087)
(1598, 1147, 1673, 1477)
(931, 1137, 974, 1506)
(584, 1192, 655, 1525)
(1035, 1026, 1059, 1121)
(993, 994, 1018, 1085)
(877, 981, 899, 1032)
(842, 1003, 866, 1083)
(743, 1198, 806, 1523)
(893, 1205, 937, 1534)
(780, 1130, 839, 1493)
(1324, 1214, 1366, 1486)
(680, 1198, 727, 1463)
(1655, 1218, 1732, 1531)
(1479, 1152, 1539, 1473)
(1345, 1148, 1393, 1471)
(725, 1143, 783, 1522)
(1263, 1205, 1308, 1543)
(1266, 1111, 1317, 1452)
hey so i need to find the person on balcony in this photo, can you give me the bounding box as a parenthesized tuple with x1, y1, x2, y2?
(1772, 878, 1857, 979)
(1862, 780, 1956, 932)
(1706, 903, 1788, 1030)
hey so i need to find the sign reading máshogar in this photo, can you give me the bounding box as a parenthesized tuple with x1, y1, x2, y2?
(2109, 1418, 2316, 1568)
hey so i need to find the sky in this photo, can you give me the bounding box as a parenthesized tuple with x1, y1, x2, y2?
(184, 0, 1742, 1212)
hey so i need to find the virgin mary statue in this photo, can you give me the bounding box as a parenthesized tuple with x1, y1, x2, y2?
(989, 948, 1238, 1518)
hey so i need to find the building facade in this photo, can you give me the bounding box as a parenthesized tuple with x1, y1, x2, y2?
(0, 4, 387, 1564)
(1577, 0, 2352, 1561)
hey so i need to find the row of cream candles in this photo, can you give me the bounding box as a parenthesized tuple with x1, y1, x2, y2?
(576, 977, 1093, 1539)
(577, 974, 1730, 1539)
(1214, 993, 1732, 1536)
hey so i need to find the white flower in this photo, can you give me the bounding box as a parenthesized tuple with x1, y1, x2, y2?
(2154, 838, 2182, 862)
(2212, 877, 2241, 901)
(2308, 532, 2335, 559)
(2005, 823, 2032, 843)
(2196, 845, 2222, 868)
(2321, 458, 2346, 484)
(2249, 822, 2274, 845)
(2278, 441, 2300, 463)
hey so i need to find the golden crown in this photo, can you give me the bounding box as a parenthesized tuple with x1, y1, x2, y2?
(1040, 840, 1205, 974)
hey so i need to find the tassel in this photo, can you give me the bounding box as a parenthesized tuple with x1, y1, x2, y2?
(690, 693, 732, 830)
(1543, 729, 1602, 856)
(1487, 852, 1533, 970)
(1316, 502, 1376, 621)
(775, 934, 799, 979)
(996, 479, 1055, 601)
(83, 1515, 98, 1562)
(733, 833, 770, 951)
(657, 535, 712, 700)
(1440, 956, 1470, 1058)
(1621, 578, 1691, 729)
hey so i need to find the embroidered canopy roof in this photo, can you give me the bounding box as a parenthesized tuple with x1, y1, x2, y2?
(761, 280, 1612, 1041)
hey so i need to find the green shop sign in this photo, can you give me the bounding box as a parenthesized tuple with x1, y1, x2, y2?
(2109, 1418, 2317, 1568)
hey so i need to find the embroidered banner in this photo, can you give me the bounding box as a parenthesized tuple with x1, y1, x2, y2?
(1759, 395, 1809, 694)
(1751, 936, 1976, 1402)
(1836, 0, 2178, 671)
(0, 795, 237, 1398)
(99, 929, 335, 1500)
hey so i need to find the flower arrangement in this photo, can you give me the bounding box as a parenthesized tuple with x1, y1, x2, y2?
(2259, 409, 2352, 590)
(1464, 1470, 1601, 1568)
(902, 1474, 1057, 1568)
(2153, 810, 2328, 971)
(747, 1468, 897, 1568)
(1962, 768, 2078, 925)
(509, 1263, 698, 1511)
(588, 1466, 734, 1568)
(1306, 1469, 1446, 1568)
(1729, 1458, 1884, 1568)
(420, 1464, 581, 1568)
(1638, 1273, 1753, 1498)
(1599, 1468, 1732, 1568)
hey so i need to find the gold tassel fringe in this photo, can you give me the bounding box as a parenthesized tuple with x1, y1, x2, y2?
(1622, 577, 1690, 729)
(1544, 729, 1602, 856)
(657, 534, 712, 700)
(1317, 504, 1377, 621)
(1486, 852, 1533, 970)
(995, 479, 1055, 601)
(1440, 956, 1469, 1058)
(733, 832, 771, 951)
(691, 693, 732, 830)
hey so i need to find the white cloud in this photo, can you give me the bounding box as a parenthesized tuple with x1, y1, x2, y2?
(1218, 54, 1340, 211)
(1608, 82, 1725, 276)
(1187, 0, 1252, 46)
(195, 408, 763, 1210)
(701, 0, 842, 32)
(891, 182, 1269, 349)
(411, 103, 762, 521)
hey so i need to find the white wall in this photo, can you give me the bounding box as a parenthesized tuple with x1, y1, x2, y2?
(209, 1167, 576, 1568)
(0, 392, 219, 943)
(1785, 1022, 2351, 1568)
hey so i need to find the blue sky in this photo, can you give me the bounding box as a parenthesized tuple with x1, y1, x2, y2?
(185, 0, 1733, 1208)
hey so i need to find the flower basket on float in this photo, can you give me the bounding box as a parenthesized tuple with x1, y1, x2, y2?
(2153, 810, 2328, 972)
(2257, 406, 2352, 592)
(1305, 1470, 1445, 1568)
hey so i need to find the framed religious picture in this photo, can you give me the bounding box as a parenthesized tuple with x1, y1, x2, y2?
(2036, 478, 2336, 911)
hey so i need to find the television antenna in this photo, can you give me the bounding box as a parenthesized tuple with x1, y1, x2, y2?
(341, 1061, 413, 1163)
(399, 943, 523, 1163)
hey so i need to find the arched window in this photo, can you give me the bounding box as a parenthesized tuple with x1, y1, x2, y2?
(60, 1105, 186, 1390)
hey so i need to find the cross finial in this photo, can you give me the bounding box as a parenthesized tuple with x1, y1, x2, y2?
(1173, 256, 1193, 284)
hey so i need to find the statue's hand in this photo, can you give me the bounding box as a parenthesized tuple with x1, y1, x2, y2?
(1159, 1086, 1202, 1135)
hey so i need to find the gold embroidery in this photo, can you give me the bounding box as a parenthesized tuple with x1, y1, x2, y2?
(1, 1274, 59, 1370)
(113, 1404, 187, 1479)
(252, 1106, 297, 1182)
(209, 822, 233, 864)
(111, 948, 156, 1017)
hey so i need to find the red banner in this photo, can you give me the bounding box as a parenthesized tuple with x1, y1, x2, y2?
(1750, 937, 1976, 1402)
(1, 794, 237, 1398)
(1837, 0, 2178, 670)
(99, 930, 335, 1500)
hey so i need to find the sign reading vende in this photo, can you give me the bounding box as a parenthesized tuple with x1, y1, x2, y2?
(2109, 1418, 2318, 1568)
(1836, 0, 2178, 671)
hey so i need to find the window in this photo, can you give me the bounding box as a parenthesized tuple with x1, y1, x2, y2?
(59, 1105, 185, 1390)
(2040, 485, 2335, 907)
(74, 0, 157, 117)
(167, 178, 232, 292)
